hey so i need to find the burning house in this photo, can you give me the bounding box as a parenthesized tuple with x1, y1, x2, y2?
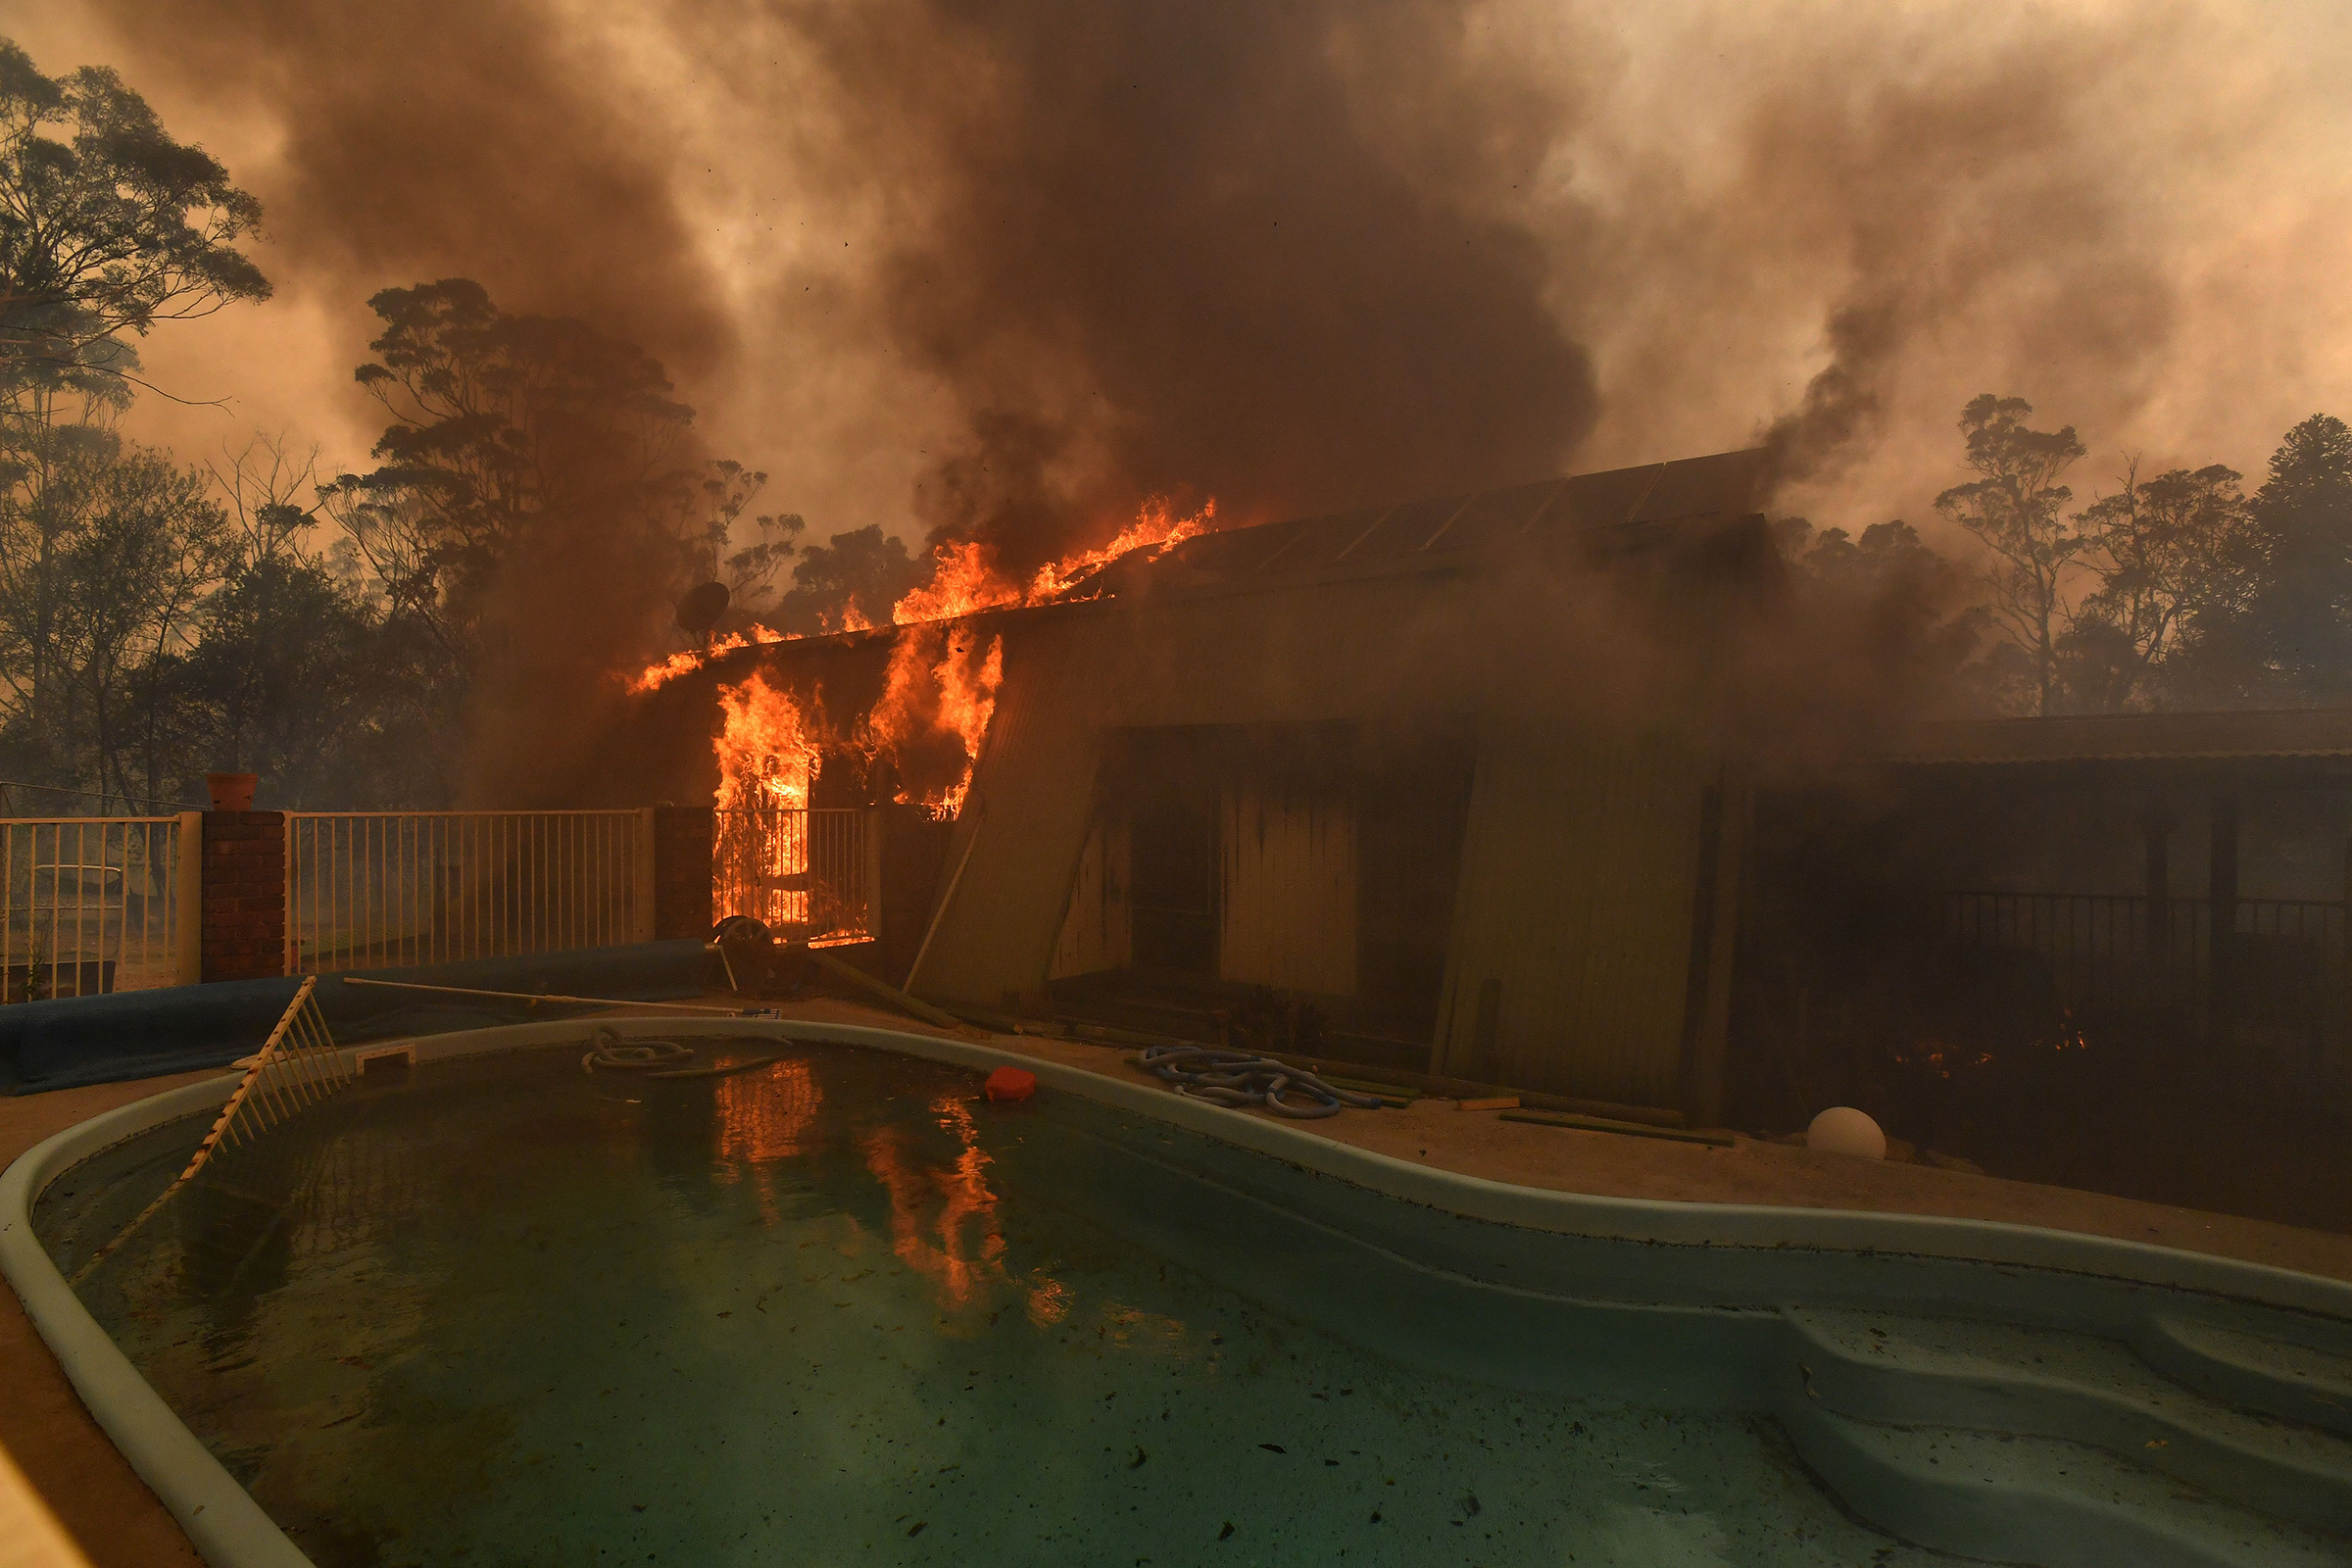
(637, 448, 1782, 1123)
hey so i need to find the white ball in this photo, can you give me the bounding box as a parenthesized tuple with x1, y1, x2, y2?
(1806, 1106, 1886, 1159)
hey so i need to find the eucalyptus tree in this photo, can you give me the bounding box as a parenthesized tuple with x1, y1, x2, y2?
(0, 36, 266, 790)
(0, 36, 267, 411)
(1934, 395, 2088, 715)
(2245, 415, 2352, 699)
(2063, 464, 2258, 710)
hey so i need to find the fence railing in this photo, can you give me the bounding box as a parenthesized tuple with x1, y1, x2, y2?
(713, 808, 876, 946)
(286, 811, 652, 973)
(1936, 891, 2211, 1020)
(0, 804, 889, 1004)
(0, 816, 194, 1001)
(1934, 888, 2348, 1093)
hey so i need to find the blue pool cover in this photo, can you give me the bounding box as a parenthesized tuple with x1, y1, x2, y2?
(0, 940, 715, 1095)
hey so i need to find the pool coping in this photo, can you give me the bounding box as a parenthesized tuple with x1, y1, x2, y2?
(8, 1014, 2352, 1567)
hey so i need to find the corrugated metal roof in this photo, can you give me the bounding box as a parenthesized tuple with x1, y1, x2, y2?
(1631, 450, 1771, 523)
(1531, 463, 1662, 533)
(1422, 480, 1559, 554)
(1894, 708, 2352, 764)
(1251, 508, 1392, 576)
(1102, 448, 1765, 597)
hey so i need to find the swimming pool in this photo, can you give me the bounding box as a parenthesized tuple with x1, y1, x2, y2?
(10, 1017, 2352, 1566)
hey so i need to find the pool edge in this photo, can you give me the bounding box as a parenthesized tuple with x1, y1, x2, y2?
(9, 1016, 2352, 1568)
(0, 1074, 311, 1568)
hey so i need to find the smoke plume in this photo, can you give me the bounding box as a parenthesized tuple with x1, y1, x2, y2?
(34, 0, 2352, 793)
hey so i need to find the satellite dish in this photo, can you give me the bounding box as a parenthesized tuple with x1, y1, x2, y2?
(675, 580, 730, 636)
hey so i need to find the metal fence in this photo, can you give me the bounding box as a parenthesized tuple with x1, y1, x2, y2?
(0, 816, 192, 1001)
(713, 808, 875, 946)
(1734, 884, 2352, 1133)
(1936, 891, 2209, 1020)
(286, 811, 651, 973)
(1935, 889, 2348, 1091)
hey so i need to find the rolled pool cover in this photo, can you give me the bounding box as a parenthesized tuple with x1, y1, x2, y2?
(0, 940, 717, 1095)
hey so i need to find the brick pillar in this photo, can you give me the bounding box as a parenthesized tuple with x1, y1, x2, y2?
(653, 805, 714, 940)
(201, 810, 285, 982)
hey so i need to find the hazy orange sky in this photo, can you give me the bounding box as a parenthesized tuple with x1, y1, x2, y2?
(9, 0, 2352, 559)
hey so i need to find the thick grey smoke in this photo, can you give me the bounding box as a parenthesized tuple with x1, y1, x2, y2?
(31, 0, 2352, 795)
(786, 0, 1601, 565)
(83, 1, 734, 379)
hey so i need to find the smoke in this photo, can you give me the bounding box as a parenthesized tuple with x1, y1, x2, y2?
(30, 0, 2352, 794)
(769, 0, 1603, 568)
(1737, 27, 2185, 504)
(80, 1, 732, 378)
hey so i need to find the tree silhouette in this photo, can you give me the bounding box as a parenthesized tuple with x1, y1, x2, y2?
(2064, 463, 2258, 710)
(1934, 394, 2087, 714)
(0, 39, 267, 409)
(2246, 414, 2352, 699)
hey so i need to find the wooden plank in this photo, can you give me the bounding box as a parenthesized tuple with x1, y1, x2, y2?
(1497, 1109, 1735, 1148)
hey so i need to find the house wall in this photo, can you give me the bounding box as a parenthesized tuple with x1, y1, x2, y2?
(907, 520, 1767, 1081)
(1435, 723, 1729, 1108)
(905, 613, 1113, 1008)
(1218, 784, 1356, 995)
(1050, 814, 1132, 979)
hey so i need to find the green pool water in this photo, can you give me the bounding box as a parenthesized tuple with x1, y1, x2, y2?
(35, 1038, 1939, 1567)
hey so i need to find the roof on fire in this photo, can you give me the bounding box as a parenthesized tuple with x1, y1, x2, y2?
(1074, 446, 1770, 598)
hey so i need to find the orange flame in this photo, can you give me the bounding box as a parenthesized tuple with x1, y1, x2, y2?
(636, 495, 1214, 695)
(652, 496, 1214, 885)
(628, 627, 792, 695)
(932, 633, 1003, 818)
(892, 538, 1023, 625)
(714, 668, 820, 812)
(1028, 496, 1214, 601)
(712, 669, 827, 929)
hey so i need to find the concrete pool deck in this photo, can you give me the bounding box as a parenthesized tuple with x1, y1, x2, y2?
(7, 996, 2352, 1565)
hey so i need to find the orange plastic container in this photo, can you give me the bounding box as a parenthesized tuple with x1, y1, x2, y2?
(983, 1066, 1038, 1103)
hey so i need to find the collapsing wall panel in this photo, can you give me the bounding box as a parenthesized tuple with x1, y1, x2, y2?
(906, 615, 1110, 1008)
(1050, 815, 1132, 979)
(1435, 725, 1719, 1106)
(1218, 785, 1356, 996)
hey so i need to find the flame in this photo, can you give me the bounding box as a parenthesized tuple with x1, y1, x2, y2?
(714, 668, 819, 812)
(712, 669, 826, 929)
(628, 627, 791, 695)
(634, 495, 1214, 697)
(653, 496, 1215, 917)
(1028, 496, 1214, 601)
(932, 633, 1003, 818)
(893, 538, 1023, 625)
